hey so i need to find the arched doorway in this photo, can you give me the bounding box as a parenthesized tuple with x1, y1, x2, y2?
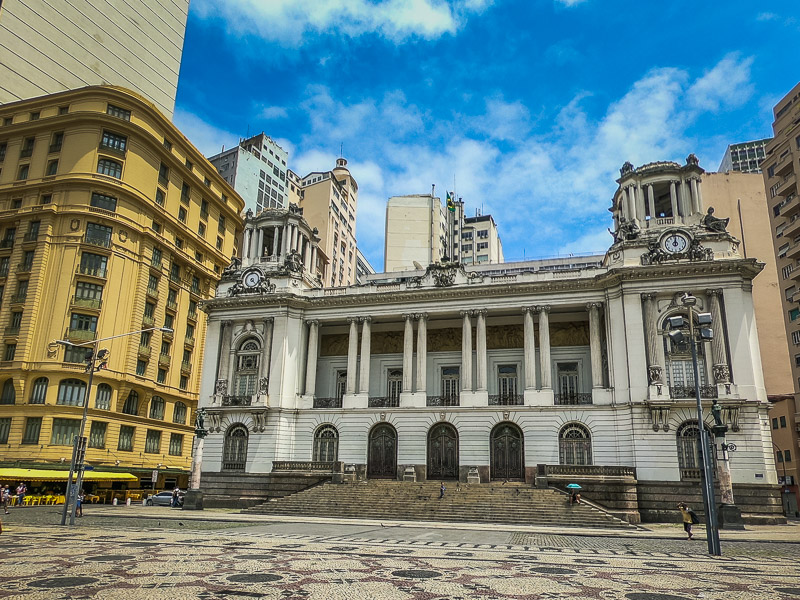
(490, 422, 524, 480)
(367, 424, 397, 479)
(427, 423, 459, 480)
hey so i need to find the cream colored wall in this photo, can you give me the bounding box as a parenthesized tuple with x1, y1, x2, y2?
(702, 171, 794, 396)
(0, 0, 188, 118)
(385, 196, 443, 272)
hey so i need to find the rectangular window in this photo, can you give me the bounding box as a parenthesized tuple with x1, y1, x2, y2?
(20, 136, 34, 157)
(144, 429, 161, 453)
(791, 308, 800, 322)
(157, 368, 167, 384)
(90, 192, 117, 211)
(163, 139, 172, 151)
(198, 222, 205, 237)
(179, 375, 188, 390)
(169, 433, 183, 456)
(181, 182, 190, 202)
(20, 250, 33, 271)
(152, 221, 161, 233)
(773, 417, 779, 429)
(70, 313, 97, 332)
(89, 421, 107, 449)
(777, 451, 784, 463)
(17, 164, 29, 180)
(185, 158, 193, 170)
(74, 281, 103, 308)
(107, 105, 131, 120)
(49, 132, 64, 152)
(78, 252, 108, 277)
(786, 450, 793, 463)
(50, 418, 80, 445)
(85, 222, 113, 247)
(4, 344, 16, 361)
(64, 345, 89, 364)
(144, 302, 155, 319)
(0, 142, 6, 161)
(136, 359, 147, 376)
(200, 199, 208, 218)
(46, 159, 58, 176)
(0, 418, 11, 444)
(779, 243, 790, 258)
(22, 417, 42, 444)
(158, 162, 169, 185)
(786, 286, 796, 301)
(218, 215, 226, 233)
(147, 274, 159, 295)
(780, 415, 787, 428)
(178, 206, 187, 222)
(783, 265, 794, 279)
(117, 425, 135, 451)
(792, 331, 800, 345)
(100, 131, 127, 152)
(155, 188, 165, 206)
(97, 158, 122, 179)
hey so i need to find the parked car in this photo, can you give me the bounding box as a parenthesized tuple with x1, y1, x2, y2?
(145, 490, 184, 507)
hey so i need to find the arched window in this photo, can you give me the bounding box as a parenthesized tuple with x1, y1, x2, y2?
(29, 377, 48, 404)
(234, 339, 260, 397)
(57, 379, 87, 406)
(559, 423, 592, 466)
(149, 396, 165, 420)
(223, 425, 248, 471)
(663, 313, 708, 397)
(0, 380, 15, 405)
(121, 391, 139, 415)
(95, 383, 112, 410)
(173, 401, 187, 424)
(313, 425, 339, 462)
(97, 158, 122, 179)
(676, 420, 715, 474)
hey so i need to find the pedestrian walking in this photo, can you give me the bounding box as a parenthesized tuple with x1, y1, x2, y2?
(15, 483, 26, 507)
(2, 486, 10, 513)
(76, 489, 84, 517)
(439, 482, 446, 499)
(171, 487, 181, 508)
(678, 502, 698, 540)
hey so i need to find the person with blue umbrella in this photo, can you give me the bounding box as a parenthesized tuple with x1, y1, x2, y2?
(567, 483, 582, 505)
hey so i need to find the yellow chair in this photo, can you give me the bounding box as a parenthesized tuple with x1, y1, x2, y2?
(54, 495, 65, 504)
(31, 496, 41, 506)
(45, 495, 55, 505)
(22, 496, 33, 506)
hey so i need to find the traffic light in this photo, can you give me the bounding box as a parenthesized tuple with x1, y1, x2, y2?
(95, 349, 109, 371)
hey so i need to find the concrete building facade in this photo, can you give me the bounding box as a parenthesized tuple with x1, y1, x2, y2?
(0, 0, 189, 119)
(718, 139, 771, 174)
(384, 194, 447, 272)
(194, 155, 783, 523)
(0, 86, 244, 489)
(208, 133, 289, 214)
(761, 81, 800, 512)
(460, 214, 504, 265)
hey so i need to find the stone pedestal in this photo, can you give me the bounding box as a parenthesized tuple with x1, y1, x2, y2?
(182, 489, 204, 511)
(717, 503, 745, 530)
(467, 467, 481, 484)
(402, 466, 417, 482)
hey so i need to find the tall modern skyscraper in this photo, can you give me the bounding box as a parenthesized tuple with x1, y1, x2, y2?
(718, 139, 772, 174)
(0, 0, 189, 119)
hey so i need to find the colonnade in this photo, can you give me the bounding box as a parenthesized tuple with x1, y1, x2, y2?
(242, 221, 318, 273)
(302, 304, 606, 397)
(620, 177, 703, 225)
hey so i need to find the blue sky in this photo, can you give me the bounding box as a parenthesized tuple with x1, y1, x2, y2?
(174, 0, 799, 269)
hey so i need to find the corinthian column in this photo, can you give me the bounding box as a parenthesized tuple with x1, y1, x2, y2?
(346, 318, 359, 394)
(476, 309, 488, 391)
(523, 307, 537, 390)
(537, 306, 552, 389)
(647, 184, 655, 222)
(260, 318, 273, 389)
(641, 293, 663, 384)
(707, 289, 730, 383)
(587, 303, 603, 388)
(461, 311, 473, 392)
(216, 320, 233, 395)
(669, 180, 679, 219)
(304, 320, 319, 396)
(402, 314, 414, 393)
(690, 178, 700, 215)
(358, 317, 372, 394)
(416, 313, 428, 394)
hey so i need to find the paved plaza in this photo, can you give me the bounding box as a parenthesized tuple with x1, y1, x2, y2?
(1, 506, 799, 599)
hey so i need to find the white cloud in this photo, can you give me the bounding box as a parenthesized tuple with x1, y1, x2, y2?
(555, 0, 589, 6)
(192, 0, 490, 44)
(172, 108, 239, 157)
(687, 53, 754, 112)
(258, 106, 289, 120)
(756, 12, 778, 21)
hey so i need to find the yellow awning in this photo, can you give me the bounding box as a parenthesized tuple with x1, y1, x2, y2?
(0, 468, 138, 482)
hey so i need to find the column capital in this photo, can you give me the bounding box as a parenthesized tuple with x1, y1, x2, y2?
(306, 319, 319, 326)
(360, 316, 372, 323)
(705, 288, 723, 297)
(522, 306, 536, 315)
(402, 313, 415, 321)
(460, 310, 472, 318)
(585, 302, 603, 311)
(221, 320, 234, 328)
(263, 317, 274, 324)
(640, 293, 657, 301)
(347, 317, 359, 324)
(474, 308, 488, 316)
(416, 312, 428, 321)
(534, 305, 551, 314)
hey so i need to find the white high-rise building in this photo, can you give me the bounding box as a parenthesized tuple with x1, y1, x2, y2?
(0, 0, 189, 119)
(208, 133, 289, 214)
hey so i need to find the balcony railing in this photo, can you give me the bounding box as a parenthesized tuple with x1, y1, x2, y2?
(180, 360, 192, 373)
(166, 300, 178, 311)
(426, 395, 460, 407)
(670, 385, 717, 399)
(554, 393, 593, 406)
(679, 467, 717, 481)
(16, 263, 32, 274)
(272, 461, 334, 472)
(222, 395, 252, 407)
(0, 239, 14, 249)
(22, 231, 38, 242)
(187, 310, 197, 320)
(4, 326, 19, 336)
(76, 264, 107, 278)
(83, 234, 111, 248)
(158, 353, 170, 367)
(138, 345, 151, 358)
(489, 394, 524, 406)
(368, 396, 399, 408)
(9, 292, 27, 303)
(65, 328, 97, 341)
(146, 286, 159, 299)
(170, 273, 181, 284)
(142, 315, 155, 327)
(184, 336, 195, 347)
(314, 397, 343, 409)
(72, 297, 102, 310)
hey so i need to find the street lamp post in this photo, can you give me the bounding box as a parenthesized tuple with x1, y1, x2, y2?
(668, 293, 721, 556)
(54, 326, 173, 526)
(772, 442, 790, 516)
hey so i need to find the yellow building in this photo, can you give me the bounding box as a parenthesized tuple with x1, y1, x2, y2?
(0, 86, 244, 492)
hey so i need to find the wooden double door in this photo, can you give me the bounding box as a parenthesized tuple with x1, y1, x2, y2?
(490, 423, 524, 480)
(427, 423, 459, 480)
(367, 424, 397, 479)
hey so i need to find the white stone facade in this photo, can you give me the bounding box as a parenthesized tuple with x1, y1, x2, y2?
(199, 157, 778, 492)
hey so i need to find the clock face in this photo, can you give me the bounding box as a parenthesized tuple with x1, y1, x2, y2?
(243, 271, 261, 288)
(663, 233, 689, 253)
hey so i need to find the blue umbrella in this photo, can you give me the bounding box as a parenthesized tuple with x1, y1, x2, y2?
(566, 483, 582, 490)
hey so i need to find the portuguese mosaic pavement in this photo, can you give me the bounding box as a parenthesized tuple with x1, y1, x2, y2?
(1, 516, 799, 599)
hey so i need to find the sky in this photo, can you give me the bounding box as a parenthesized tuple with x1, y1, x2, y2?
(174, 0, 800, 269)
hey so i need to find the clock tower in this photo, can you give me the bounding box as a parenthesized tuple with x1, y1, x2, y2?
(605, 155, 740, 267)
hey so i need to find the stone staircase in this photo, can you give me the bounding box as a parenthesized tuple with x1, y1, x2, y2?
(244, 480, 636, 529)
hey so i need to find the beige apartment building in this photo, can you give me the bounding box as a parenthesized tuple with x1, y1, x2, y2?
(761, 81, 800, 513)
(288, 158, 359, 288)
(0, 86, 243, 491)
(384, 194, 448, 272)
(0, 0, 189, 119)
(460, 214, 504, 265)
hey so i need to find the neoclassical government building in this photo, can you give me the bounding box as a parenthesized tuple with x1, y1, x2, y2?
(198, 156, 781, 521)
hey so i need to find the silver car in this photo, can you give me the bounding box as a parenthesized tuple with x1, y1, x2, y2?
(145, 491, 183, 507)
